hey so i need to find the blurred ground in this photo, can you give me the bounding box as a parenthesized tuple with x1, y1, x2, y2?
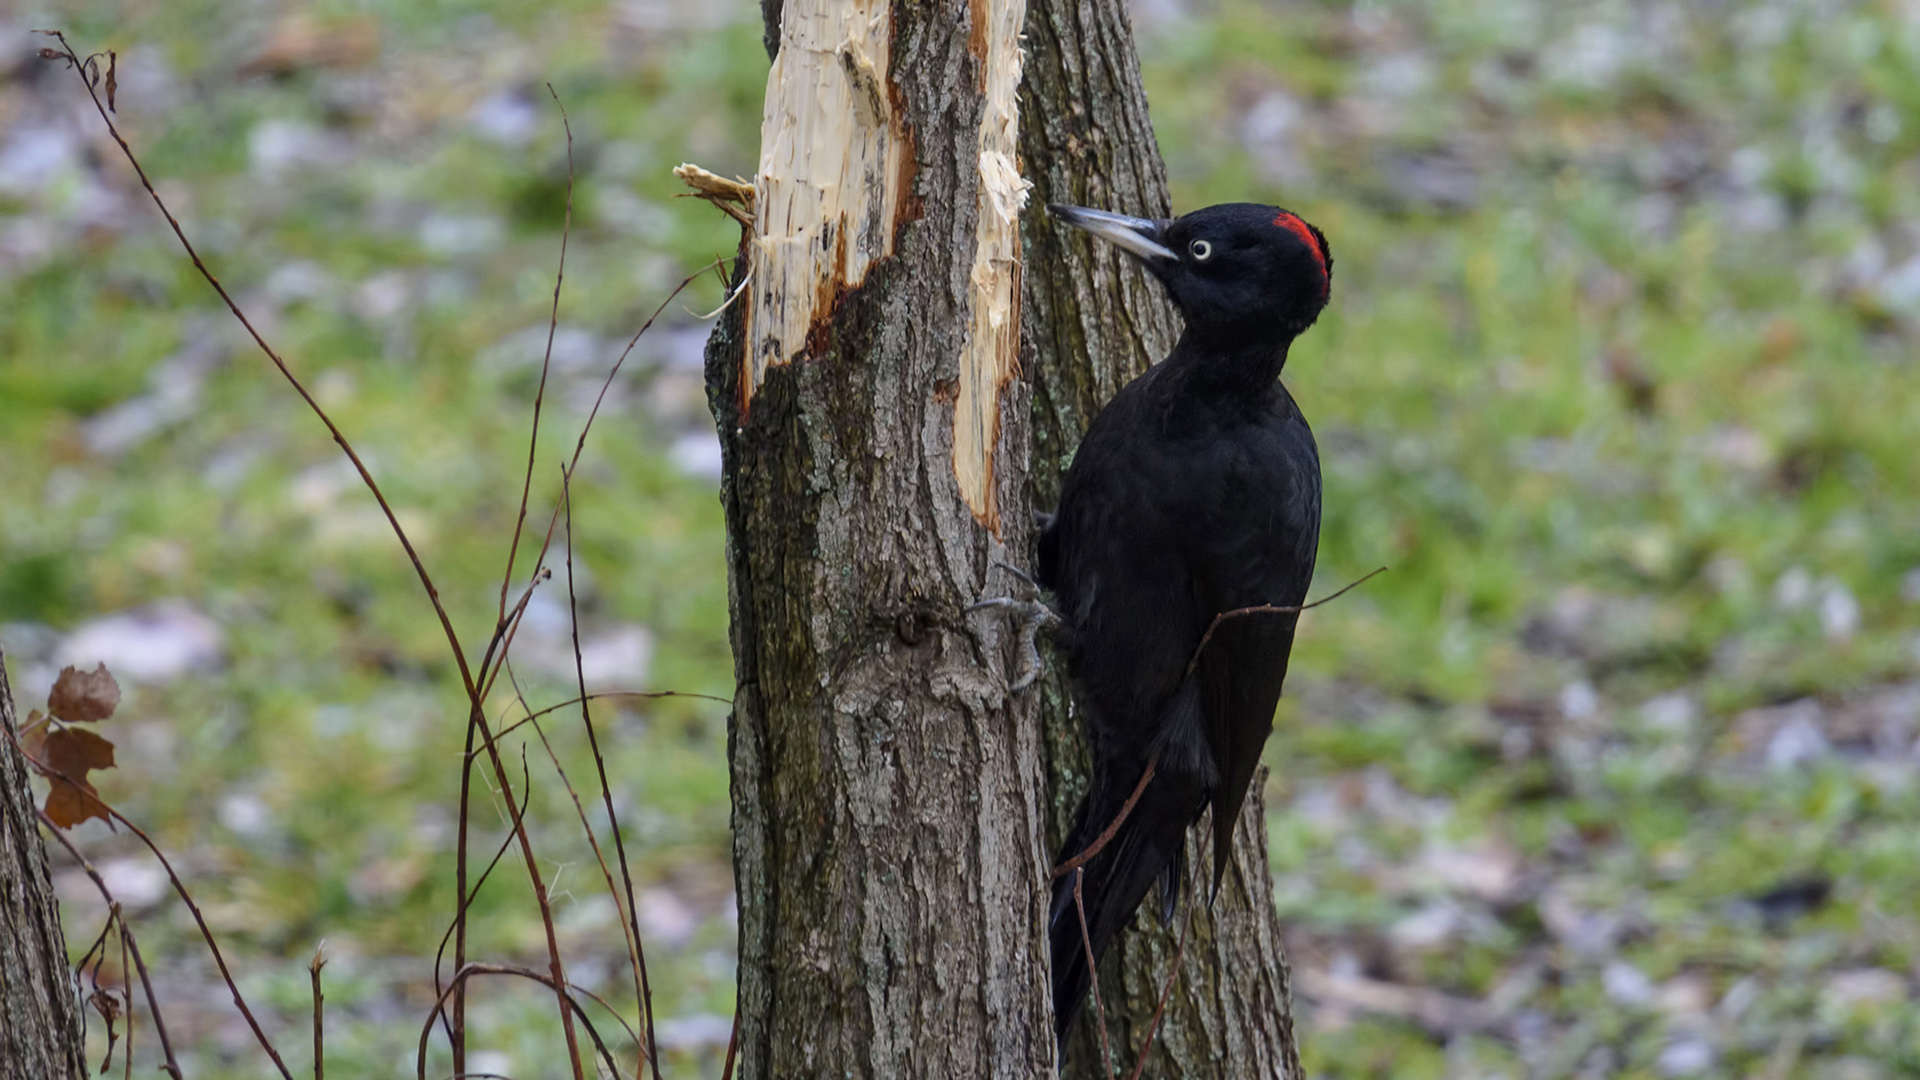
(2, 0, 1919, 1077)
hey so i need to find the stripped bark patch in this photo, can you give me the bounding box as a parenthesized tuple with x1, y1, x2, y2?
(952, 0, 1031, 532)
(743, 0, 908, 411)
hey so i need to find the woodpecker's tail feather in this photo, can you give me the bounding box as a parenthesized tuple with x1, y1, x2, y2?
(1048, 764, 1205, 1052)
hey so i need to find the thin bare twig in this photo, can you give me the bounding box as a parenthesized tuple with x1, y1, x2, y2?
(415, 964, 621, 1080)
(487, 689, 733, 748)
(445, 236, 726, 1080)
(1074, 868, 1116, 1080)
(1183, 567, 1387, 678)
(32, 31, 740, 1080)
(454, 565, 589, 1077)
(116, 905, 134, 1080)
(478, 570, 554, 709)
(455, 566, 549, 1071)
(720, 1013, 740, 1080)
(453, 263, 722, 1030)
(73, 915, 113, 996)
(439, 737, 552, 1060)
(507, 256, 725, 612)
(449, 254, 725, 1080)
(431, 799, 524, 1022)
(1123, 861, 1199, 1080)
(16, 728, 294, 1079)
(31, 33, 579, 1072)
(1052, 757, 1158, 881)
(39, 814, 182, 1080)
(506, 681, 648, 1071)
(73, 913, 122, 1074)
(497, 86, 575, 626)
(35, 28, 482, 710)
(561, 469, 660, 1079)
(564, 982, 644, 1053)
(311, 945, 327, 1080)
(104, 818, 287, 1078)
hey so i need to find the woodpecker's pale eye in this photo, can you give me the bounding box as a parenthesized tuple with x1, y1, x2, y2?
(1189, 239, 1212, 261)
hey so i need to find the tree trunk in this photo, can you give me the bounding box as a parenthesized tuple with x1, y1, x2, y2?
(712, 0, 1303, 1075)
(706, 1, 1055, 1076)
(0, 647, 88, 1080)
(1018, 0, 1306, 1076)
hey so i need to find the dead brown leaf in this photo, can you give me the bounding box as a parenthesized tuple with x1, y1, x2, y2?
(48, 663, 120, 723)
(89, 985, 122, 1074)
(38, 727, 117, 829)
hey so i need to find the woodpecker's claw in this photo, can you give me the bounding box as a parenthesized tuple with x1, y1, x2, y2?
(966, 595, 1058, 692)
(991, 559, 1041, 592)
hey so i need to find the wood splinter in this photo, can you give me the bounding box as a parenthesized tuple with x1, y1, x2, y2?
(673, 163, 755, 229)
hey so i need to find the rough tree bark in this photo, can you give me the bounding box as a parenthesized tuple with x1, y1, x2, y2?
(0, 647, 88, 1080)
(1017, 1, 1306, 1076)
(706, 1, 1055, 1077)
(711, 0, 1303, 1076)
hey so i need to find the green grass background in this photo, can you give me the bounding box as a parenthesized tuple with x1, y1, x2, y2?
(3, 0, 1918, 1076)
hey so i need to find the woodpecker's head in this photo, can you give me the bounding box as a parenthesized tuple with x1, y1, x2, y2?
(1049, 202, 1332, 341)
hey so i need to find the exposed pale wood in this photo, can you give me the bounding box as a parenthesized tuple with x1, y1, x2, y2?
(741, 0, 907, 410)
(951, 0, 1032, 531)
(0, 647, 88, 1080)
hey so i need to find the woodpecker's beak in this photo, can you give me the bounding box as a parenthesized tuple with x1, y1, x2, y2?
(1048, 204, 1177, 263)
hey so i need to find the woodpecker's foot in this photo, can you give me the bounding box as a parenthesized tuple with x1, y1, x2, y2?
(991, 560, 1042, 593)
(965, 595, 1058, 692)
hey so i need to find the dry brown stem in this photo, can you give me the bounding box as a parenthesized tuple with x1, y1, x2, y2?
(1184, 567, 1388, 678)
(1051, 756, 1159, 881)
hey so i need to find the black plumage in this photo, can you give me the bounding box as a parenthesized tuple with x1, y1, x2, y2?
(1037, 202, 1331, 1049)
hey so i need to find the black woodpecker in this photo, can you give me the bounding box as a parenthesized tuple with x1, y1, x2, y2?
(1039, 202, 1330, 1051)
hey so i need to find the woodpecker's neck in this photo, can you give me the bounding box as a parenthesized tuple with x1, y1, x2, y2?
(1164, 326, 1294, 397)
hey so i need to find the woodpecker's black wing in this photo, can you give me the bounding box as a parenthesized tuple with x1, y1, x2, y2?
(1040, 362, 1216, 762)
(1183, 384, 1320, 891)
(1038, 362, 1320, 1040)
(1042, 366, 1319, 878)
